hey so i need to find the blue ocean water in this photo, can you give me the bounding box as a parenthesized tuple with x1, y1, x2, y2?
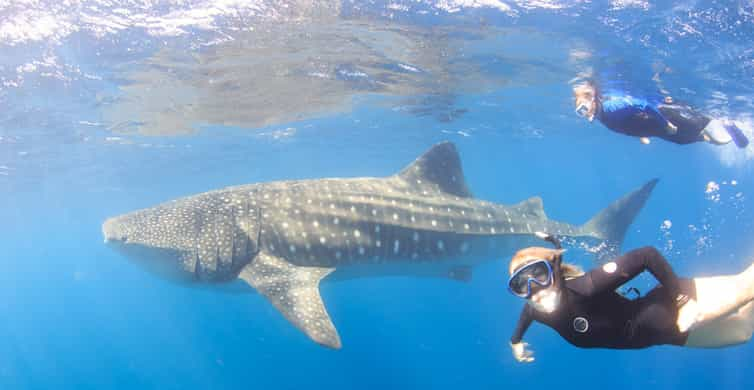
(2, 1, 754, 389)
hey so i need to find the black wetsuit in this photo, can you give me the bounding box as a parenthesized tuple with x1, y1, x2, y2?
(598, 93, 709, 145)
(511, 247, 696, 349)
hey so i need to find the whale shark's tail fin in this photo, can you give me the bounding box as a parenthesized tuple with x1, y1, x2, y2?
(581, 179, 659, 258)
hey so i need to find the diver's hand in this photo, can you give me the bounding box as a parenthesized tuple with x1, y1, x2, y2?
(677, 298, 701, 333)
(667, 121, 678, 135)
(640, 137, 651, 145)
(510, 342, 535, 363)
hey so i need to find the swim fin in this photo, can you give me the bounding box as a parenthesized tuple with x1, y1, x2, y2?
(724, 122, 749, 148)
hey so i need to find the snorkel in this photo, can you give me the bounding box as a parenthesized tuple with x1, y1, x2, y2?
(527, 232, 564, 313)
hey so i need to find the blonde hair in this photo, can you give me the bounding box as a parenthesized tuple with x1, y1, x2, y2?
(509, 247, 584, 280)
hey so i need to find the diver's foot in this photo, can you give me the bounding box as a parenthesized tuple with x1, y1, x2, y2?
(640, 137, 651, 145)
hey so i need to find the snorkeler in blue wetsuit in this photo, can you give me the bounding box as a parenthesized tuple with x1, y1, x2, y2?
(573, 81, 749, 148)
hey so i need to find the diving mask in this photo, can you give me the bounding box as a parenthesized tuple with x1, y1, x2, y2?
(508, 259, 554, 299)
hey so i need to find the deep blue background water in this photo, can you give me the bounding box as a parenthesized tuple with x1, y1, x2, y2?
(3, 1, 754, 389)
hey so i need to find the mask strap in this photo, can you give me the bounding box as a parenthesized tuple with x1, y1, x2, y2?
(535, 231, 563, 287)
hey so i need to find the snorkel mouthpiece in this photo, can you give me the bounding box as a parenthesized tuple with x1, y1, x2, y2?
(575, 99, 595, 122)
(575, 103, 589, 117)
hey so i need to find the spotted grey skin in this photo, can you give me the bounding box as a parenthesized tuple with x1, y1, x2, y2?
(103, 142, 657, 349)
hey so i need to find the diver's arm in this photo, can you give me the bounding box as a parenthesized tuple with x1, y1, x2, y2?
(601, 95, 676, 136)
(646, 105, 677, 134)
(510, 306, 533, 344)
(578, 246, 682, 297)
(510, 306, 535, 363)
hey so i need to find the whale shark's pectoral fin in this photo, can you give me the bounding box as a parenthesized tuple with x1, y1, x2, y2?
(238, 252, 340, 349)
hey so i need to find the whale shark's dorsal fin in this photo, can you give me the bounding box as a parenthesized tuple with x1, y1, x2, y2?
(397, 141, 472, 198)
(515, 196, 547, 219)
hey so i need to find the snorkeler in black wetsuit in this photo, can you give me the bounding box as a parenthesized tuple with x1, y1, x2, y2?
(510, 246, 693, 350)
(507, 236, 754, 363)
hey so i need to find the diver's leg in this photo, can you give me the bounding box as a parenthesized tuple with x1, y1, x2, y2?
(656, 102, 713, 144)
(685, 301, 754, 348)
(702, 119, 733, 145)
(684, 263, 754, 327)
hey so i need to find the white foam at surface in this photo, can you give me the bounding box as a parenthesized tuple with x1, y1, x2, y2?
(387, 2, 410, 12)
(0, 10, 78, 45)
(432, 0, 514, 14)
(0, 0, 615, 48)
(513, 0, 568, 10)
(0, 1, 289, 46)
(609, 0, 649, 11)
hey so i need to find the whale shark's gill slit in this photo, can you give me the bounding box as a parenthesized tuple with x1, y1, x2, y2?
(193, 251, 201, 281)
(214, 245, 221, 277)
(230, 237, 237, 272)
(250, 203, 263, 264)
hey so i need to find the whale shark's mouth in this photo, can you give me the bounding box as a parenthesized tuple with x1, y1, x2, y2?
(103, 221, 197, 283)
(102, 217, 126, 244)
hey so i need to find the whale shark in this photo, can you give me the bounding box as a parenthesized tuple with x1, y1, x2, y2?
(102, 142, 657, 349)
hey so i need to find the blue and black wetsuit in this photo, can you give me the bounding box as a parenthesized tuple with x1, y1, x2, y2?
(511, 247, 696, 349)
(597, 93, 709, 145)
